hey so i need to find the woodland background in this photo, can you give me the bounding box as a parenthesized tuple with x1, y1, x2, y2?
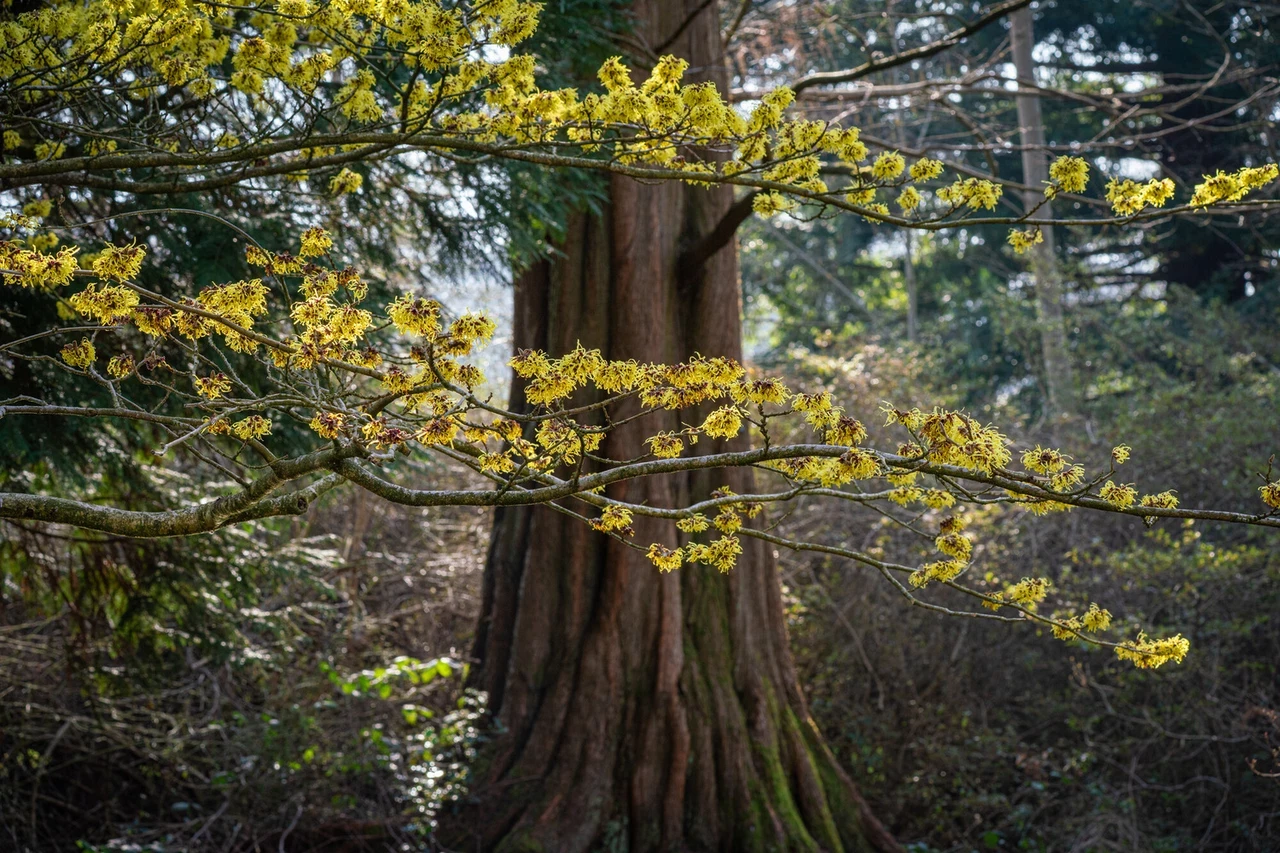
(2, 0, 1280, 851)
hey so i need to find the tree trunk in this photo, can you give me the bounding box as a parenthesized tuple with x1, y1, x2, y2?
(440, 3, 900, 851)
(902, 231, 918, 343)
(1010, 7, 1076, 421)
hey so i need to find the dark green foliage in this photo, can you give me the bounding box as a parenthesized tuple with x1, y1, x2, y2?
(776, 300, 1280, 851)
(0, 478, 491, 851)
(793, 518, 1280, 852)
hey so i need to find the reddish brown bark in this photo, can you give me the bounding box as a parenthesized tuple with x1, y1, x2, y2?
(442, 2, 901, 850)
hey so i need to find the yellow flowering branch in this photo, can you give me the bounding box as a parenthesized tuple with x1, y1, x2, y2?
(3, 0, 1277, 252)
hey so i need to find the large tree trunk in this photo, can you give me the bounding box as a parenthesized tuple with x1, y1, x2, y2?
(439, 2, 901, 851)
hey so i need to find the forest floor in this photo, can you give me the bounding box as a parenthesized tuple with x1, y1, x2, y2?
(3, 376, 1279, 852)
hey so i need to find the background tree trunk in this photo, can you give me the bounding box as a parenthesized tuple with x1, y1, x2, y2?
(902, 231, 918, 343)
(1011, 6, 1077, 421)
(440, 2, 901, 851)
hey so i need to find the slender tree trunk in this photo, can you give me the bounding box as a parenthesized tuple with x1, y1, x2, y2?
(892, 1, 918, 346)
(439, 2, 900, 851)
(1010, 7, 1076, 420)
(902, 231, 918, 343)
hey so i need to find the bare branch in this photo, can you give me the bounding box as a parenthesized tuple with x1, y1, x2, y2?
(790, 0, 1033, 95)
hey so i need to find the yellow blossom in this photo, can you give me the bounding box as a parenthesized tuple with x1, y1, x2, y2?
(526, 373, 576, 405)
(1099, 481, 1137, 509)
(1022, 445, 1067, 475)
(1106, 178, 1175, 215)
(232, 415, 271, 440)
(60, 338, 95, 368)
(753, 191, 796, 217)
(479, 452, 517, 475)
(309, 411, 345, 439)
(677, 514, 709, 533)
(888, 486, 922, 506)
(937, 178, 1002, 210)
(329, 168, 363, 195)
(68, 283, 140, 324)
(34, 141, 66, 161)
(702, 406, 743, 439)
(387, 295, 441, 338)
(106, 354, 134, 378)
(871, 151, 905, 180)
(935, 517, 972, 562)
(1190, 164, 1278, 207)
(1114, 633, 1190, 669)
(194, 373, 232, 399)
(646, 543, 683, 572)
(1049, 465, 1085, 492)
(589, 505, 633, 534)
(713, 507, 742, 534)
(1007, 228, 1043, 254)
(1008, 577, 1049, 607)
(909, 158, 944, 182)
(825, 415, 866, 447)
(417, 416, 461, 446)
(646, 432, 684, 459)
(298, 227, 333, 258)
(1139, 490, 1178, 520)
(921, 489, 956, 509)
(1047, 156, 1089, 194)
(1050, 617, 1082, 641)
(448, 313, 498, 348)
(92, 243, 145, 281)
(1081, 604, 1112, 633)
(733, 377, 790, 406)
(686, 535, 742, 572)
(132, 308, 173, 337)
(909, 559, 964, 588)
(23, 199, 52, 219)
(510, 349, 551, 378)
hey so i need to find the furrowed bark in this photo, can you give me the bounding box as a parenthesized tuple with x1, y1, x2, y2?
(440, 2, 900, 849)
